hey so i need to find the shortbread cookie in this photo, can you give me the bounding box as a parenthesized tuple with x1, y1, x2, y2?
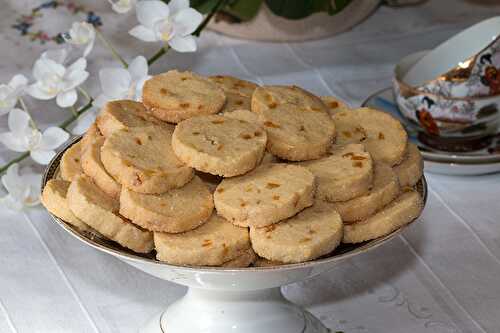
(343, 190, 423, 243)
(254, 257, 284, 267)
(334, 163, 400, 222)
(220, 93, 252, 113)
(209, 75, 258, 98)
(333, 108, 408, 166)
(252, 85, 328, 114)
(172, 114, 267, 177)
(81, 135, 121, 199)
(96, 100, 168, 137)
(214, 163, 315, 227)
(119, 176, 214, 233)
(41, 179, 90, 231)
(60, 141, 83, 181)
(67, 175, 153, 253)
(80, 122, 101, 151)
(142, 70, 226, 123)
(223, 109, 259, 124)
(394, 143, 423, 187)
(154, 214, 250, 266)
(221, 248, 257, 268)
(321, 96, 350, 117)
(250, 201, 343, 263)
(299, 144, 373, 202)
(101, 126, 193, 193)
(257, 104, 336, 161)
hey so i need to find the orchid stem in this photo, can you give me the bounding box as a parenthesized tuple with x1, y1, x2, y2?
(96, 29, 128, 68)
(70, 106, 78, 117)
(18, 97, 38, 130)
(147, 45, 169, 66)
(0, 152, 30, 174)
(77, 87, 91, 103)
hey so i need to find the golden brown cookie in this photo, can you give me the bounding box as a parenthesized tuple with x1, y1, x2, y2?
(41, 179, 90, 231)
(333, 108, 408, 166)
(214, 163, 315, 227)
(154, 214, 250, 266)
(119, 176, 214, 233)
(393, 143, 423, 187)
(172, 114, 267, 177)
(250, 200, 343, 263)
(67, 175, 153, 253)
(142, 70, 226, 123)
(60, 141, 83, 181)
(299, 144, 373, 202)
(343, 190, 423, 243)
(100, 126, 193, 194)
(334, 163, 400, 222)
(252, 85, 328, 114)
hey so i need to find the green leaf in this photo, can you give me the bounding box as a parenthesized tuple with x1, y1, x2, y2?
(264, 0, 352, 19)
(189, 0, 221, 14)
(225, 0, 264, 21)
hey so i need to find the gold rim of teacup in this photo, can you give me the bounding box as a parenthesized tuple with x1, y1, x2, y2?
(396, 35, 500, 100)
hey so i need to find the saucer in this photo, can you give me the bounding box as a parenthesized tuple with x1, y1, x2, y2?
(362, 87, 500, 175)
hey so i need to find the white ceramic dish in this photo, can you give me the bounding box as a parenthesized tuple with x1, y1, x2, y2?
(403, 17, 500, 87)
(42, 138, 427, 333)
(362, 87, 500, 166)
(424, 159, 500, 176)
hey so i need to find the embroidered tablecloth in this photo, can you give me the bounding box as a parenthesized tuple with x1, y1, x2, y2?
(1, 1, 500, 332)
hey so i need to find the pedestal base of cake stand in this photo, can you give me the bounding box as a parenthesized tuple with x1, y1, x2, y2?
(140, 287, 329, 333)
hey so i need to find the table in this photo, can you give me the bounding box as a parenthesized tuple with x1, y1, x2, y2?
(1, 1, 500, 332)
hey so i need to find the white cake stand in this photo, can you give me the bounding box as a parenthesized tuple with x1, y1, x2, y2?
(43, 138, 427, 333)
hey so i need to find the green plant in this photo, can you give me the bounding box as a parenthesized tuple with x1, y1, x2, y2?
(189, 0, 353, 21)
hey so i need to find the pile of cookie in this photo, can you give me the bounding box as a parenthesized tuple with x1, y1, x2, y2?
(41, 70, 424, 268)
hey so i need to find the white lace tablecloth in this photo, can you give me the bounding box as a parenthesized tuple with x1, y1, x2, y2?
(1, 1, 500, 332)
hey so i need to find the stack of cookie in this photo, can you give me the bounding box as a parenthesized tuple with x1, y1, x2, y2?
(42, 70, 424, 267)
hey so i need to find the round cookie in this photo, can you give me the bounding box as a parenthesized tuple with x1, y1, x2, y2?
(343, 190, 423, 244)
(334, 163, 400, 222)
(209, 75, 258, 98)
(214, 163, 315, 227)
(67, 175, 153, 253)
(220, 93, 252, 113)
(250, 201, 343, 263)
(101, 126, 193, 194)
(80, 122, 101, 151)
(223, 109, 259, 124)
(81, 135, 121, 199)
(254, 257, 284, 267)
(172, 114, 267, 177)
(321, 96, 350, 117)
(60, 141, 83, 181)
(153, 214, 250, 266)
(333, 108, 408, 166)
(394, 143, 423, 187)
(142, 70, 226, 123)
(41, 179, 90, 231)
(119, 176, 214, 233)
(96, 99, 168, 138)
(221, 248, 257, 268)
(252, 85, 328, 114)
(299, 144, 373, 202)
(257, 104, 336, 161)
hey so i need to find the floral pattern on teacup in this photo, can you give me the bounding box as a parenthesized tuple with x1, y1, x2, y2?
(416, 36, 500, 98)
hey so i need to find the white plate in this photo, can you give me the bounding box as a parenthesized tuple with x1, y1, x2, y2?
(424, 159, 500, 176)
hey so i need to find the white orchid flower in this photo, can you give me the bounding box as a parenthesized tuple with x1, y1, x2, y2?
(94, 55, 150, 107)
(129, 0, 203, 52)
(0, 74, 28, 116)
(71, 107, 98, 135)
(109, 0, 136, 13)
(27, 49, 89, 108)
(63, 22, 96, 57)
(0, 109, 69, 165)
(0, 164, 41, 211)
